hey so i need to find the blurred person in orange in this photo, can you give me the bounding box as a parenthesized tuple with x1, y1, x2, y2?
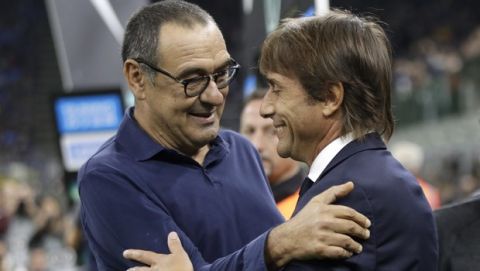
(240, 89, 306, 219)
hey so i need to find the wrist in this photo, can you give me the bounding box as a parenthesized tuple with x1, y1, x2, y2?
(265, 223, 292, 269)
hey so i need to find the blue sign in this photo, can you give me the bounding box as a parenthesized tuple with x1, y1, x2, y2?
(54, 94, 123, 133)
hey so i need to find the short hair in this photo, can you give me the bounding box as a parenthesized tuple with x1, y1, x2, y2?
(259, 10, 394, 140)
(122, 0, 214, 65)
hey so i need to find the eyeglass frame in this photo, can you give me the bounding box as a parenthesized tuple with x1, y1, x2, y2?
(132, 57, 241, 97)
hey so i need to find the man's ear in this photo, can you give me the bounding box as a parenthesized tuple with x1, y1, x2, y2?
(123, 59, 147, 100)
(322, 82, 344, 117)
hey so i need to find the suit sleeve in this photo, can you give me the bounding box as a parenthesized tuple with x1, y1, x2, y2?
(282, 183, 376, 271)
(79, 169, 271, 271)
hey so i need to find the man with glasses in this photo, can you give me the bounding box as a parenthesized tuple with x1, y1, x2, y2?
(78, 1, 371, 270)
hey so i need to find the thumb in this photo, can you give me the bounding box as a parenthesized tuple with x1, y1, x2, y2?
(168, 232, 185, 254)
(317, 181, 354, 204)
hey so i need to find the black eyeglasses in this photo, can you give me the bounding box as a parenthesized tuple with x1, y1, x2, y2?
(133, 58, 240, 97)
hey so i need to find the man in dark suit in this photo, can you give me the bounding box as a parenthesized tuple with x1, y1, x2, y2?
(122, 10, 439, 270)
(435, 195, 480, 271)
(257, 9, 438, 270)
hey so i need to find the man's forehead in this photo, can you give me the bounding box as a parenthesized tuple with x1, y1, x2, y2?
(157, 21, 229, 71)
(265, 71, 298, 86)
(243, 99, 262, 114)
(158, 21, 225, 50)
(264, 72, 284, 83)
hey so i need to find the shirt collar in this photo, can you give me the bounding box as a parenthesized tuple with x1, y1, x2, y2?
(116, 107, 166, 161)
(308, 133, 355, 182)
(116, 107, 228, 163)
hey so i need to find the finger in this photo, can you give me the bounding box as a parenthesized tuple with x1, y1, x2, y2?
(317, 245, 354, 259)
(309, 232, 362, 256)
(331, 205, 371, 229)
(167, 231, 185, 254)
(123, 249, 161, 266)
(330, 218, 370, 240)
(314, 181, 354, 204)
(325, 232, 364, 254)
(322, 205, 371, 235)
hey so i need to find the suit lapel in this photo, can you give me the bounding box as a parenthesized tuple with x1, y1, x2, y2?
(294, 132, 388, 214)
(315, 132, 387, 182)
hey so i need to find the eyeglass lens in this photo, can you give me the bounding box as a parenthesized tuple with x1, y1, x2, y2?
(185, 66, 238, 96)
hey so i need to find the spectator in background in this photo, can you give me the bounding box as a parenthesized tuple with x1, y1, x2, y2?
(240, 89, 305, 219)
(0, 177, 77, 271)
(64, 204, 91, 270)
(0, 242, 5, 271)
(391, 140, 442, 209)
(0, 177, 9, 238)
(2, 180, 38, 270)
(435, 194, 480, 271)
(0, 180, 6, 271)
(27, 195, 77, 270)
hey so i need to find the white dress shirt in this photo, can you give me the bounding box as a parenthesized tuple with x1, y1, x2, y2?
(308, 134, 355, 182)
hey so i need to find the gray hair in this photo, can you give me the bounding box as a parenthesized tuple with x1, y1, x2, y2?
(122, 0, 215, 66)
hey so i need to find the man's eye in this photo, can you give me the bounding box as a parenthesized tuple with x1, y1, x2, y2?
(184, 76, 205, 83)
(214, 70, 228, 81)
(243, 127, 255, 136)
(217, 70, 228, 76)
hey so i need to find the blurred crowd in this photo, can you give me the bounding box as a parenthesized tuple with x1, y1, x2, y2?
(427, 151, 480, 205)
(0, 165, 88, 271)
(392, 25, 480, 126)
(391, 141, 480, 207)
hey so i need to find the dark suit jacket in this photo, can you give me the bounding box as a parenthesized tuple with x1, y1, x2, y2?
(285, 133, 438, 270)
(435, 195, 480, 271)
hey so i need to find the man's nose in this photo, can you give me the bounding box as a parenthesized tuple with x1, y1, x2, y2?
(199, 81, 225, 106)
(260, 91, 274, 119)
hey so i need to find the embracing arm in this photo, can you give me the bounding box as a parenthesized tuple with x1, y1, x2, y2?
(123, 182, 371, 270)
(80, 168, 283, 270)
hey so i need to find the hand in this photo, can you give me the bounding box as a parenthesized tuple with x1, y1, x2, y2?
(123, 232, 193, 271)
(265, 181, 371, 268)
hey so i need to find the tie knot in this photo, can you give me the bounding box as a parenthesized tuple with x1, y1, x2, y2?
(299, 177, 314, 197)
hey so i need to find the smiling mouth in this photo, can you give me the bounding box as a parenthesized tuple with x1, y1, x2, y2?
(189, 111, 213, 118)
(273, 123, 286, 137)
(188, 111, 216, 125)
